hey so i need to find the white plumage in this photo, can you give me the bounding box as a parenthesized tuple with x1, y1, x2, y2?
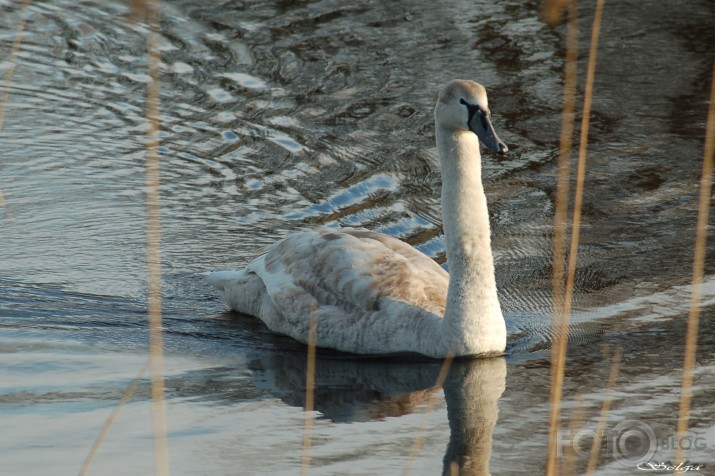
(209, 80, 508, 358)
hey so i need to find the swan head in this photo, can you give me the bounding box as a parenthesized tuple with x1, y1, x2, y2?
(435, 79, 508, 154)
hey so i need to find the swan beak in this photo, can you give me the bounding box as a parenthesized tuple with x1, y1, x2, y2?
(469, 111, 508, 155)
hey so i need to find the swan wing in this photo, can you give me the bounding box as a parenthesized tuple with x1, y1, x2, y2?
(242, 228, 449, 354)
(251, 228, 448, 315)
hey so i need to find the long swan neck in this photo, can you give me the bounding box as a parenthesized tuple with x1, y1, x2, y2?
(437, 128, 489, 261)
(436, 126, 506, 356)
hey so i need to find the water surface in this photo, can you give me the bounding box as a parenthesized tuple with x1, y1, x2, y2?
(1, 0, 714, 474)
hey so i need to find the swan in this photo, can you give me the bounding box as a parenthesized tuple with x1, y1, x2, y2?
(208, 79, 508, 358)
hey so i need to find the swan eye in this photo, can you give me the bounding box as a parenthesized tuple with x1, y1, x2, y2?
(460, 98, 480, 126)
(460, 98, 479, 113)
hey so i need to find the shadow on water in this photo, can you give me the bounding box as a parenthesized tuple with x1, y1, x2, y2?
(163, 319, 508, 476)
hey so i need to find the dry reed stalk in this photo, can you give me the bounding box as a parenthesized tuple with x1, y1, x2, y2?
(143, 1, 170, 474)
(547, 0, 606, 471)
(0, 0, 32, 221)
(0, 0, 31, 132)
(564, 0, 605, 327)
(301, 305, 318, 476)
(545, 2, 578, 474)
(401, 354, 454, 476)
(674, 61, 715, 466)
(78, 359, 151, 476)
(79, 2, 170, 473)
(585, 347, 621, 475)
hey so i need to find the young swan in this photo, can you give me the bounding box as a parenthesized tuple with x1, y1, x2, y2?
(209, 80, 508, 358)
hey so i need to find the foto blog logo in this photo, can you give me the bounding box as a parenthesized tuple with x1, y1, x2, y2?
(557, 419, 708, 467)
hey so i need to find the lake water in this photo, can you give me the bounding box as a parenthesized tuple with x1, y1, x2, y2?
(1, 0, 714, 474)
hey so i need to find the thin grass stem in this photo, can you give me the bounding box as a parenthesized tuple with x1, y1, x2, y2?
(585, 348, 621, 475)
(559, 396, 588, 476)
(674, 61, 715, 467)
(547, 0, 607, 470)
(563, 0, 605, 323)
(0, 0, 32, 221)
(301, 305, 318, 476)
(78, 359, 151, 476)
(144, 1, 170, 474)
(545, 2, 579, 474)
(401, 354, 454, 476)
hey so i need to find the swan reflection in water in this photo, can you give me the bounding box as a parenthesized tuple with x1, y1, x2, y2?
(248, 351, 506, 475)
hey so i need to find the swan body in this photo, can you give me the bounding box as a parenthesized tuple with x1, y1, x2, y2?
(209, 80, 508, 358)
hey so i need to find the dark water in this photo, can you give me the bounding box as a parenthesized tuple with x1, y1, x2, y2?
(1, 0, 714, 474)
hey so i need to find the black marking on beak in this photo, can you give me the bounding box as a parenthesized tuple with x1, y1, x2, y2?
(460, 98, 508, 155)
